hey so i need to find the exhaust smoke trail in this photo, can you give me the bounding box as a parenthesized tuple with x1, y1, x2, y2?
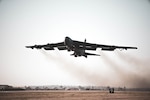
(116, 51, 150, 72)
(101, 51, 150, 88)
(116, 51, 150, 88)
(39, 50, 107, 86)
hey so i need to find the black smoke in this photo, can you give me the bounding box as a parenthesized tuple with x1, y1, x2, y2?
(101, 51, 150, 88)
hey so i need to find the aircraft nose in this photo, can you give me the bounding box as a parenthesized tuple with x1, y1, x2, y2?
(64, 36, 71, 46)
(65, 36, 70, 42)
(64, 37, 68, 45)
(65, 36, 69, 39)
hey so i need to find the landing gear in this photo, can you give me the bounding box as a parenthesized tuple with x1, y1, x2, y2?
(70, 53, 77, 57)
(84, 55, 87, 58)
(67, 49, 71, 52)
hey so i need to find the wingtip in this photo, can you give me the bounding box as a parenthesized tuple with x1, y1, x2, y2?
(25, 46, 29, 48)
(134, 47, 138, 49)
(26, 46, 33, 49)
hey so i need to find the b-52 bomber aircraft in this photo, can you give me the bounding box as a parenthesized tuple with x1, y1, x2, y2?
(26, 36, 137, 58)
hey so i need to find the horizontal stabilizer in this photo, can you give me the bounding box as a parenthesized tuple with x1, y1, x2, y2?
(85, 52, 100, 56)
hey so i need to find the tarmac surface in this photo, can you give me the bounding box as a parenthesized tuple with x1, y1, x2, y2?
(0, 90, 150, 100)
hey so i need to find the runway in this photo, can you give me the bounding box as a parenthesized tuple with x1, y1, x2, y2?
(0, 90, 150, 100)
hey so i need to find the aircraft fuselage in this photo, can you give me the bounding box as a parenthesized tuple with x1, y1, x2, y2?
(64, 37, 87, 57)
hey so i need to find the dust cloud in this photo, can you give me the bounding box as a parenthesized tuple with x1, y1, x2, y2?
(101, 51, 150, 88)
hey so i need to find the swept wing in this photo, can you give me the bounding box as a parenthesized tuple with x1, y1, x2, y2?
(26, 42, 66, 50)
(73, 40, 137, 51)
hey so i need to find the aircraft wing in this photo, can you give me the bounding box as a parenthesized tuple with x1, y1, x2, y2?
(97, 45, 137, 51)
(73, 40, 137, 51)
(26, 42, 67, 50)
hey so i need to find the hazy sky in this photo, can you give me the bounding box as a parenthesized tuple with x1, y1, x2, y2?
(0, 0, 150, 88)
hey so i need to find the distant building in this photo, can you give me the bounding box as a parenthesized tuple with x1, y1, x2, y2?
(0, 85, 25, 91)
(0, 85, 13, 90)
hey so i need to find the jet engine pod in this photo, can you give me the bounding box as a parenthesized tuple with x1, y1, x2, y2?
(101, 46, 115, 51)
(44, 46, 54, 50)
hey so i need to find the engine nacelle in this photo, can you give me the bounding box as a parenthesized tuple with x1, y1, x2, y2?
(101, 48, 115, 51)
(44, 47, 54, 50)
(101, 46, 115, 51)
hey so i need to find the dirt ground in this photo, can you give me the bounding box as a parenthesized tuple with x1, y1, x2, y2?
(0, 90, 150, 100)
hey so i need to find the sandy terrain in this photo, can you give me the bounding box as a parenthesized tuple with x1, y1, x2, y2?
(0, 90, 150, 100)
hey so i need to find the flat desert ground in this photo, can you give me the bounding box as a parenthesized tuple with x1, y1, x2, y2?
(0, 90, 150, 100)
